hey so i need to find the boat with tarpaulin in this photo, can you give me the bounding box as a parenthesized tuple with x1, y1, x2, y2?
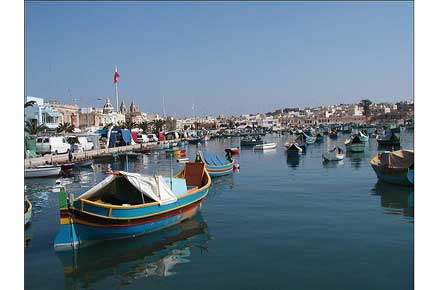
(196, 151, 234, 177)
(370, 149, 414, 186)
(54, 162, 211, 250)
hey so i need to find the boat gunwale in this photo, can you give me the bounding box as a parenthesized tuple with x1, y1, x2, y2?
(76, 168, 211, 210)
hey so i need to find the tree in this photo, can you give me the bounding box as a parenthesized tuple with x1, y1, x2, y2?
(25, 120, 47, 135)
(24, 100, 37, 108)
(139, 121, 150, 133)
(359, 99, 372, 117)
(103, 123, 114, 130)
(56, 122, 75, 133)
(124, 120, 136, 130)
(116, 121, 126, 129)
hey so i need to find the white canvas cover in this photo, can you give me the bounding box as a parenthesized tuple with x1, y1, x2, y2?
(78, 172, 178, 205)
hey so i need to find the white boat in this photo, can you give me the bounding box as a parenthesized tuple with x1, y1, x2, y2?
(25, 165, 61, 178)
(254, 142, 277, 150)
(322, 147, 345, 161)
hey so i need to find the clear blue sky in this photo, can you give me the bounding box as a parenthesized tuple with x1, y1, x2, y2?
(25, 1, 413, 117)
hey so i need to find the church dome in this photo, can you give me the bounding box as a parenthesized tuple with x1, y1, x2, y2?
(103, 97, 114, 114)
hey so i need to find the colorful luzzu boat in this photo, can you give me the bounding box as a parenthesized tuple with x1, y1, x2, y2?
(344, 135, 365, 152)
(370, 149, 414, 186)
(196, 151, 234, 177)
(54, 162, 211, 250)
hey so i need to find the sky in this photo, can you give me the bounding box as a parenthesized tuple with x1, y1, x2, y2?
(25, 1, 413, 117)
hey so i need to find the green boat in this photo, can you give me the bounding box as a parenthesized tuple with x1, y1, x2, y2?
(344, 135, 365, 152)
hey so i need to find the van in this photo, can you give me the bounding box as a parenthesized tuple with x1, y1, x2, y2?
(36, 136, 71, 155)
(66, 136, 95, 153)
(136, 133, 148, 143)
(147, 134, 158, 142)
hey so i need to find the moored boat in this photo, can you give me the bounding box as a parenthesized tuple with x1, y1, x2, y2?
(329, 130, 338, 139)
(302, 132, 316, 144)
(315, 133, 324, 143)
(225, 147, 240, 155)
(54, 162, 211, 250)
(344, 135, 365, 152)
(74, 159, 94, 168)
(254, 142, 277, 150)
(322, 147, 344, 161)
(377, 131, 401, 147)
(24, 196, 32, 226)
(240, 136, 263, 147)
(370, 150, 414, 186)
(196, 151, 234, 177)
(25, 165, 61, 178)
(358, 131, 369, 143)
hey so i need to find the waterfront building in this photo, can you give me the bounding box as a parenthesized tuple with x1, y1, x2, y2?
(24, 96, 61, 130)
(46, 100, 79, 127)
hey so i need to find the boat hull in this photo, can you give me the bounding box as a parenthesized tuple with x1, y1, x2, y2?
(370, 157, 412, 186)
(25, 167, 61, 178)
(254, 143, 277, 150)
(205, 163, 234, 177)
(54, 185, 210, 250)
(322, 153, 344, 161)
(346, 144, 365, 152)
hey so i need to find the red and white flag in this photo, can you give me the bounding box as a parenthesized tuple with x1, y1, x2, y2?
(113, 66, 120, 84)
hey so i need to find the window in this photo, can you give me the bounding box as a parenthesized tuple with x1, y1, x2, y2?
(43, 138, 49, 143)
(36, 138, 42, 143)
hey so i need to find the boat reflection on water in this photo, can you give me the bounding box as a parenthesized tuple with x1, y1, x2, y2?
(322, 160, 344, 168)
(56, 212, 210, 288)
(24, 226, 33, 248)
(372, 181, 414, 218)
(347, 151, 365, 170)
(286, 153, 301, 169)
(209, 175, 235, 197)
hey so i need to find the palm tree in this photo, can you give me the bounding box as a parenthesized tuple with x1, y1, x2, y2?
(24, 100, 37, 108)
(359, 99, 372, 117)
(56, 122, 75, 133)
(103, 123, 114, 130)
(139, 121, 150, 133)
(124, 120, 136, 130)
(25, 120, 47, 135)
(116, 121, 126, 129)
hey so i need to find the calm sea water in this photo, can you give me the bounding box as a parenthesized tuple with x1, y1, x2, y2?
(24, 130, 414, 290)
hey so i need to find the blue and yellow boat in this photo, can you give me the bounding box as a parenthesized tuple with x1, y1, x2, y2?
(370, 150, 414, 186)
(54, 162, 211, 250)
(196, 151, 234, 177)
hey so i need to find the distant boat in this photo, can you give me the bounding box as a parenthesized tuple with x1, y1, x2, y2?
(24, 196, 32, 226)
(329, 130, 338, 139)
(225, 147, 240, 155)
(54, 162, 211, 250)
(323, 147, 344, 161)
(302, 132, 316, 144)
(196, 151, 234, 177)
(377, 131, 400, 147)
(344, 135, 365, 152)
(358, 131, 369, 143)
(370, 149, 414, 186)
(187, 136, 203, 145)
(93, 153, 118, 163)
(315, 133, 324, 142)
(25, 165, 61, 178)
(74, 159, 94, 168)
(240, 136, 263, 147)
(342, 125, 353, 134)
(254, 142, 277, 150)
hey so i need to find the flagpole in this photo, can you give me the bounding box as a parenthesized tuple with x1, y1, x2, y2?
(115, 65, 119, 110)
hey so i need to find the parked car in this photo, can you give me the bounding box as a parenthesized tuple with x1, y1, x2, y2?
(136, 133, 149, 143)
(66, 136, 95, 153)
(36, 136, 71, 155)
(147, 134, 159, 142)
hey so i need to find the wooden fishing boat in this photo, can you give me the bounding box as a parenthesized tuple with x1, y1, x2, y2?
(93, 153, 118, 163)
(187, 136, 203, 145)
(342, 125, 353, 134)
(196, 151, 234, 177)
(377, 131, 401, 147)
(370, 149, 414, 186)
(302, 132, 316, 144)
(240, 136, 263, 147)
(254, 142, 277, 150)
(54, 162, 211, 250)
(24, 196, 32, 226)
(344, 135, 365, 152)
(322, 147, 344, 161)
(25, 165, 61, 178)
(286, 142, 304, 154)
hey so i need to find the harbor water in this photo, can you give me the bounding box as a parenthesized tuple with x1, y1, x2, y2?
(24, 130, 414, 290)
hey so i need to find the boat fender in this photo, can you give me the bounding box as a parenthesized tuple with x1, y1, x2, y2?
(233, 163, 240, 172)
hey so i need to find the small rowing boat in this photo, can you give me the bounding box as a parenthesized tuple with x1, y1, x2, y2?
(54, 162, 211, 250)
(225, 147, 240, 155)
(344, 136, 365, 152)
(240, 136, 263, 147)
(254, 142, 277, 150)
(74, 159, 94, 168)
(302, 132, 316, 144)
(25, 165, 61, 178)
